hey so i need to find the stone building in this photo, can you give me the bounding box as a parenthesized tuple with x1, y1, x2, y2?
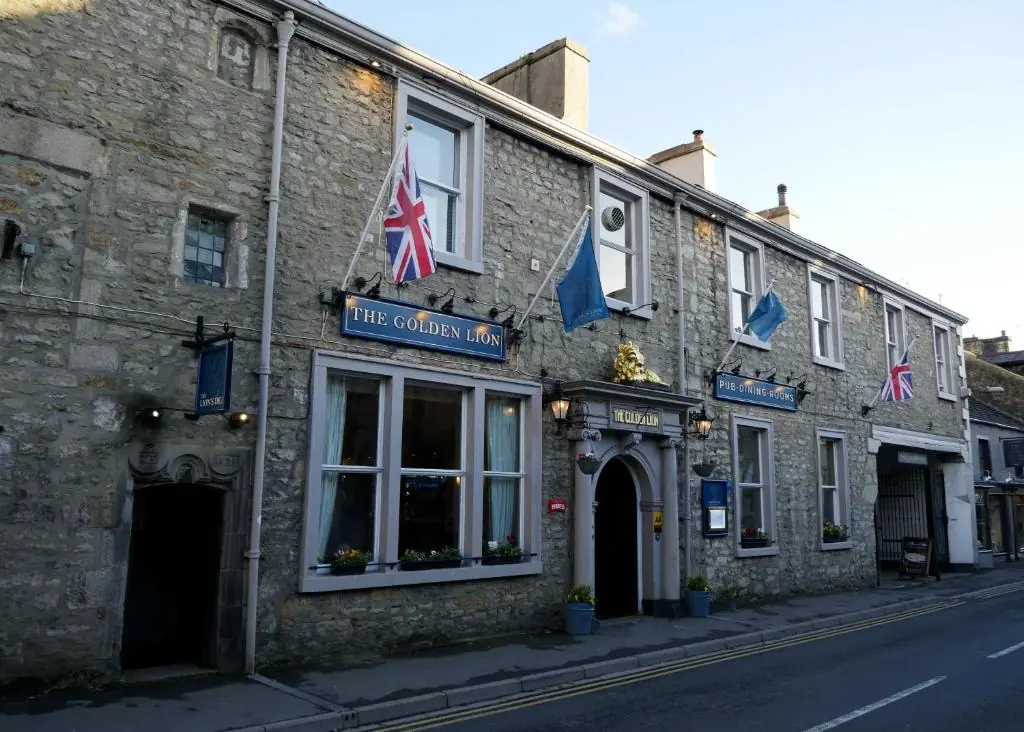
(965, 331, 1024, 377)
(0, 0, 974, 684)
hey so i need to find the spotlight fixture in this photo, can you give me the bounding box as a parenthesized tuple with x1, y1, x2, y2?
(731, 363, 742, 376)
(428, 287, 456, 314)
(228, 412, 251, 429)
(756, 367, 777, 383)
(621, 300, 659, 316)
(489, 303, 517, 321)
(354, 272, 383, 300)
(136, 408, 163, 427)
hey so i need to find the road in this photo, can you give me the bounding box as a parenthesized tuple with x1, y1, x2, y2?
(380, 587, 1024, 732)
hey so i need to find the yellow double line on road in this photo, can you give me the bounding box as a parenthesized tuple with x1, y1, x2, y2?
(968, 581, 1024, 601)
(369, 600, 963, 732)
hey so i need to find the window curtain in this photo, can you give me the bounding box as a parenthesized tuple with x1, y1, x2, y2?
(485, 398, 518, 543)
(319, 373, 347, 562)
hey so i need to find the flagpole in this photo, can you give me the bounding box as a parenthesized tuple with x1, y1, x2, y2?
(865, 335, 918, 411)
(341, 127, 411, 292)
(514, 205, 592, 332)
(713, 279, 776, 375)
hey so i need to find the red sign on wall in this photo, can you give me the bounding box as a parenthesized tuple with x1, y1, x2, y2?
(548, 499, 568, 513)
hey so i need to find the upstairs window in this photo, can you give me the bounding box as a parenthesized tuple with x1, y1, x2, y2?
(397, 82, 484, 273)
(592, 170, 651, 313)
(808, 267, 843, 368)
(184, 209, 229, 287)
(978, 437, 993, 477)
(933, 323, 955, 399)
(884, 301, 906, 369)
(726, 230, 767, 348)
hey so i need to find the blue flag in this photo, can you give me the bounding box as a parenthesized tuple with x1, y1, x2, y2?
(746, 290, 787, 341)
(556, 223, 610, 332)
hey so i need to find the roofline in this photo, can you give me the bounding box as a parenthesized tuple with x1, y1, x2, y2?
(971, 418, 1024, 433)
(224, 0, 966, 324)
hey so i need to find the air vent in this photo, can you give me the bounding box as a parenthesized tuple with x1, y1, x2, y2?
(601, 206, 625, 232)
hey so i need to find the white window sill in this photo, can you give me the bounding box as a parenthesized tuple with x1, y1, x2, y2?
(736, 545, 779, 558)
(299, 558, 541, 593)
(813, 355, 845, 371)
(732, 332, 771, 351)
(937, 391, 957, 402)
(607, 298, 654, 320)
(435, 250, 483, 275)
(821, 540, 853, 551)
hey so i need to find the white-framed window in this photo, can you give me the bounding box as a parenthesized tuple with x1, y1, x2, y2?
(592, 169, 652, 315)
(817, 429, 851, 550)
(807, 267, 844, 369)
(731, 415, 777, 556)
(933, 321, 956, 400)
(883, 299, 906, 369)
(300, 352, 542, 592)
(395, 81, 484, 273)
(725, 230, 768, 349)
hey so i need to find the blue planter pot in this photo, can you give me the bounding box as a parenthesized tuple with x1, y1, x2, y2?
(564, 603, 595, 635)
(686, 591, 712, 618)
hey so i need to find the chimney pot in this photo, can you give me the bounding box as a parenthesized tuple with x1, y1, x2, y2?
(777, 183, 788, 206)
(1001, 330, 1006, 337)
(692, 129, 704, 142)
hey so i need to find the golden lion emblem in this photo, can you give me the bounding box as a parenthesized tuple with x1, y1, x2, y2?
(612, 341, 666, 385)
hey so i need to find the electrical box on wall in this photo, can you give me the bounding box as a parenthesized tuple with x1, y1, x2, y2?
(702, 479, 730, 538)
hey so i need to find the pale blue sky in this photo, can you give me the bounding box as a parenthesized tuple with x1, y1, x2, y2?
(327, 0, 1022, 340)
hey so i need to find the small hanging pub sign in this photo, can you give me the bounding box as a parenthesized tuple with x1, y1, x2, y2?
(194, 340, 234, 416)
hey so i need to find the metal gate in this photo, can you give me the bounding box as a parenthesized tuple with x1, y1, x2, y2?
(876, 466, 949, 565)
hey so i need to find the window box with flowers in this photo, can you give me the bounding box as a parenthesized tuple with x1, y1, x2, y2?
(740, 528, 772, 549)
(483, 536, 523, 565)
(400, 547, 463, 571)
(330, 548, 371, 576)
(822, 522, 849, 544)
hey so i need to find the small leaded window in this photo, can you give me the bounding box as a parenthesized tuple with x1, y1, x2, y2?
(184, 211, 228, 287)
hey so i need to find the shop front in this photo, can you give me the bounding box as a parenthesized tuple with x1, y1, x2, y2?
(559, 380, 700, 618)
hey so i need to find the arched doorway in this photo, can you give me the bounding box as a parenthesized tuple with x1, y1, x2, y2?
(121, 483, 223, 670)
(594, 457, 639, 618)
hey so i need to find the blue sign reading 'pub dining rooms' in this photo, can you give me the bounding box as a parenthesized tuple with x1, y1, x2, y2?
(713, 372, 798, 411)
(340, 294, 507, 362)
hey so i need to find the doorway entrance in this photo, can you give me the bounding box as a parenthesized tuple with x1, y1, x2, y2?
(594, 458, 639, 618)
(121, 484, 223, 670)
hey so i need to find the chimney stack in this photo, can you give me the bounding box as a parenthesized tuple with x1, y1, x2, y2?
(648, 129, 717, 192)
(481, 38, 589, 131)
(756, 183, 800, 231)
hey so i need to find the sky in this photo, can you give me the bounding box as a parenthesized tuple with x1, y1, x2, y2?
(326, 0, 1022, 341)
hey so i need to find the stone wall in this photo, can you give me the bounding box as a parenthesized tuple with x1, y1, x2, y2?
(0, 0, 684, 681)
(0, 0, 969, 683)
(678, 213, 966, 599)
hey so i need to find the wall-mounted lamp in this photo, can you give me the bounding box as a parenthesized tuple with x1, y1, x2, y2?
(136, 408, 163, 427)
(428, 287, 456, 314)
(731, 362, 743, 376)
(354, 272, 383, 300)
(686, 406, 714, 440)
(489, 304, 517, 321)
(756, 367, 777, 383)
(543, 383, 572, 434)
(621, 300, 659, 316)
(227, 412, 251, 429)
(370, 59, 382, 69)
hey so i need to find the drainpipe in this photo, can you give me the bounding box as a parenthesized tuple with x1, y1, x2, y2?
(245, 9, 297, 676)
(674, 195, 692, 583)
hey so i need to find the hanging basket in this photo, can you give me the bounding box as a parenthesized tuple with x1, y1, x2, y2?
(576, 455, 601, 475)
(692, 462, 715, 478)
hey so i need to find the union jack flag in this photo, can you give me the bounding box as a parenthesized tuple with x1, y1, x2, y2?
(880, 349, 913, 401)
(384, 141, 436, 283)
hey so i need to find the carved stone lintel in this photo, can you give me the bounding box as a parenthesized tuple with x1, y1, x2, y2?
(567, 427, 602, 443)
(620, 432, 643, 450)
(660, 437, 683, 451)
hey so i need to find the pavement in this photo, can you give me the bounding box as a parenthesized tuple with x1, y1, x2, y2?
(3, 563, 1024, 732)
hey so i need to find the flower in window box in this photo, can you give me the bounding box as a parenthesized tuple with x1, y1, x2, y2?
(400, 546, 463, 571)
(740, 527, 771, 548)
(483, 535, 523, 565)
(822, 522, 849, 543)
(330, 547, 371, 576)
